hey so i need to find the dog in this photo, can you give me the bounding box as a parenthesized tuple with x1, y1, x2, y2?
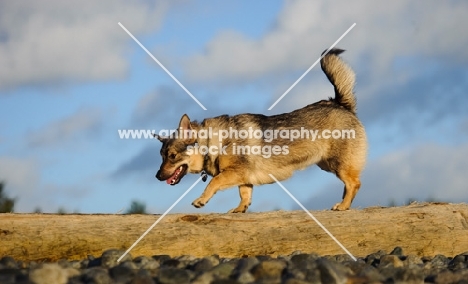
(155, 48, 367, 213)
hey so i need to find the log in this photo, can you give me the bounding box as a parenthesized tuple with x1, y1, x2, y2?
(1, 203, 467, 262)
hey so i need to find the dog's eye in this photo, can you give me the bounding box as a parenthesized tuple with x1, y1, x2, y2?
(169, 153, 176, 159)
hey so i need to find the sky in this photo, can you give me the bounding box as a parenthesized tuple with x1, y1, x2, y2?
(0, 0, 467, 213)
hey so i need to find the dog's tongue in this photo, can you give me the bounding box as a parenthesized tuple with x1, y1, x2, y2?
(166, 167, 181, 184)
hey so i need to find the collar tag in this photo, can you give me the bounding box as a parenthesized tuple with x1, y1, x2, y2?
(201, 171, 208, 182)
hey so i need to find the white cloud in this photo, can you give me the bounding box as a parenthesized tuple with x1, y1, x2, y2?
(0, 157, 39, 196)
(131, 85, 204, 128)
(461, 120, 468, 136)
(0, 0, 170, 89)
(28, 107, 102, 147)
(0, 156, 45, 212)
(130, 85, 223, 129)
(184, 0, 468, 89)
(361, 143, 468, 203)
(0, 156, 93, 212)
(268, 76, 335, 114)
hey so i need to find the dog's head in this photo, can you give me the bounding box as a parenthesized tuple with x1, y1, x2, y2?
(155, 114, 204, 185)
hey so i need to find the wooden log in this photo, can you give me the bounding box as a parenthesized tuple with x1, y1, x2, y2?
(1, 203, 467, 262)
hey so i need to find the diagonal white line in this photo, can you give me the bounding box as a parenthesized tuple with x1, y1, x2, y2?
(268, 23, 356, 111)
(117, 176, 204, 262)
(269, 174, 357, 261)
(118, 22, 207, 111)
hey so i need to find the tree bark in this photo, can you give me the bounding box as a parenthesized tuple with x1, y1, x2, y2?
(1, 203, 467, 262)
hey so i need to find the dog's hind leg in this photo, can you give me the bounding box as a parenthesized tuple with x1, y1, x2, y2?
(332, 168, 361, 211)
(228, 184, 253, 213)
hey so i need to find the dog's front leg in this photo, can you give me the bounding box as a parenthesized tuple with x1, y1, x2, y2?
(192, 170, 244, 209)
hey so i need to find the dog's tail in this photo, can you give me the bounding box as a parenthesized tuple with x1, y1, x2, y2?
(320, 48, 357, 114)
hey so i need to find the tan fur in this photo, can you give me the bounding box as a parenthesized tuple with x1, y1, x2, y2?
(155, 48, 367, 212)
(321, 48, 357, 114)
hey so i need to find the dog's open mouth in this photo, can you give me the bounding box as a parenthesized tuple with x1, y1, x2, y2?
(166, 164, 188, 185)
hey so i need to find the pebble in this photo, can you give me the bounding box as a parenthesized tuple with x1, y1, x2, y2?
(191, 257, 216, 272)
(317, 258, 352, 284)
(110, 267, 133, 283)
(81, 267, 112, 284)
(210, 262, 236, 279)
(379, 254, 404, 268)
(158, 267, 192, 284)
(390, 246, 404, 256)
(100, 249, 131, 269)
(404, 254, 423, 267)
(191, 271, 215, 284)
(235, 271, 255, 283)
(28, 263, 73, 284)
(290, 253, 320, 270)
(250, 259, 287, 281)
(1, 248, 468, 283)
(152, 254, 171, 264)
(449, 254, 467, 270)
(233, 256, 259, 274)
(0, 256, 19, 269)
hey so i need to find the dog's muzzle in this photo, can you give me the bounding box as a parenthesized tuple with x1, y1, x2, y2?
(155, 170, 162, 180)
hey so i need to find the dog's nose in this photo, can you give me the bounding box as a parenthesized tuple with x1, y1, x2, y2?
(155, 170, 161, 180)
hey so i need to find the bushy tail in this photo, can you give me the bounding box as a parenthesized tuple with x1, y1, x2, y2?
(320, 48, 357, 114)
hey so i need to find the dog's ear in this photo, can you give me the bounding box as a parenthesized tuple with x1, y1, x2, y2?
(178, 114, 192, 131)
(153, 133, 168, 143)
(178, 114, 197, 143)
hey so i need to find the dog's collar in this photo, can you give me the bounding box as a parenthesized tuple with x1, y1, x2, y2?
(193, 141, 209, 182)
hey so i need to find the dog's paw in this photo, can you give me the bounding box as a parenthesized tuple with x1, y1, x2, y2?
(227, 205, 248, 213)
(332, 202, 349, 211)
(192, 197, 207, 208)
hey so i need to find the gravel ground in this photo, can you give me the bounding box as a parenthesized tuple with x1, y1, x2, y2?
(1, 247, 468, 284)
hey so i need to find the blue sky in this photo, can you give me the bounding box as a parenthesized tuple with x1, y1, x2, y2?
(1, 0, 467, 213)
